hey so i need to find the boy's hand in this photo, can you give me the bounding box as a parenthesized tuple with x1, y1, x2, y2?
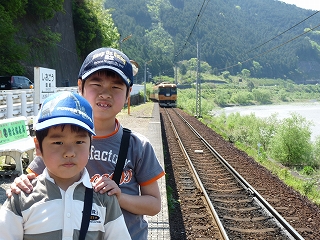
(6, 173, 36, 197)
(92, 176, 121, 197)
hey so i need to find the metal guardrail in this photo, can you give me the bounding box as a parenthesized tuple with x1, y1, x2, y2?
(0, 85, 144, 120)
(0, 87, 78, 120)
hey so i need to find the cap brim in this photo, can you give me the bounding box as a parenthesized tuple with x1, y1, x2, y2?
(81, 66, 131, 87)
(36, 117, 96, 136)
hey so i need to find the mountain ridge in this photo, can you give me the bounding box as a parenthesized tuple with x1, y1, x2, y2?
(106, 0, 320, 83)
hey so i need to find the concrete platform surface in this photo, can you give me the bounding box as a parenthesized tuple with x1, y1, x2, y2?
(117, 102, 170, 240)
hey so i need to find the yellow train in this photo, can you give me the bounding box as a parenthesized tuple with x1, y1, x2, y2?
(150, 82, 177, 107)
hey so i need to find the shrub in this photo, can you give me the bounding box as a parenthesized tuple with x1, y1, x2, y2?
(302, 166, 314, 175)
(252, 88, 272, 104)
(312, 136, 320, 168)
(278, 89, 289, 101)
(302, 180, 317, 196)
(269, 113, 313, 167)
(230, 91, 253, 105)
(214, 89, 230, 107)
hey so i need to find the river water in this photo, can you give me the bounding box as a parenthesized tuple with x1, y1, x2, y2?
(211, 101, 320, 142)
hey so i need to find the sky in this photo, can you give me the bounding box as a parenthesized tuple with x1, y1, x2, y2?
(279, 0, 320, 11)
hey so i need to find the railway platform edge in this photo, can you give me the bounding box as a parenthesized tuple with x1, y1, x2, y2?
(119, 102, 170, 240)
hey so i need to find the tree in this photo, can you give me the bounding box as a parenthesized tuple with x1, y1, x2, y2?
(0, 0, 65, 75)
(247, 80, 254, 92)
(252, 89, 271, 104)
(26, 0, 64, 20)
(269, 113, 313, 167)
(230, 91, 253, 105)
(214, 90, 229, 107)
(73, 0, 119, 59)
(251, 60, 262, 77)
(200, 61, 212, 73)
(312, 137, 320, 168)
(241, 69, 251, 78)
(179, 63, 187, 75)
(187, 58, 198, 71)
(221, 71, 230, 80)
(0, 2, 27, 75)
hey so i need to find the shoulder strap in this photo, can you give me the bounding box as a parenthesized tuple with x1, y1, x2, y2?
(79, 187, 93, 240)
(113, 128, 131, 186)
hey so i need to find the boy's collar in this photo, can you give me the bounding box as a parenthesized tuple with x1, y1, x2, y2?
(92, 119, 120, 139)
(43, 168, 92, 189)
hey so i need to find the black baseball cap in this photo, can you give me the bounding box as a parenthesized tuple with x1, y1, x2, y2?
(78, 47, 133, 87)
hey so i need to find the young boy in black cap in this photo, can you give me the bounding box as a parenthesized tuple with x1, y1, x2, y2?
(0, 91, 131, 239)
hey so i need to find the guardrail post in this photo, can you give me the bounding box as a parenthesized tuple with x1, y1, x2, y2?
(0, 87, 79, 119)
(33, 91, 39, 117)
(21, 92, 27, 117)
(6, 93, 13, 118)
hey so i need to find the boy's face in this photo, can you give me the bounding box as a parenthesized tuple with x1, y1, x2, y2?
(34, 125, 90, 185)
(78, 71, 129, 122)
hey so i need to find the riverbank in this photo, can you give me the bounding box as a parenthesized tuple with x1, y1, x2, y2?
(211, 101, 320, 142)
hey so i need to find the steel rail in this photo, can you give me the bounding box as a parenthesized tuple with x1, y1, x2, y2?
(173, 108, 304, 240)
(165, 108, 229, 240)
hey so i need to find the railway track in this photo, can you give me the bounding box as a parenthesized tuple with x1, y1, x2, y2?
(161, 107, 320, 239)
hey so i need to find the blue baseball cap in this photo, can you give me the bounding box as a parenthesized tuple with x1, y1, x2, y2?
(35, 91, 95, 135)
(78, 47, 134, 87)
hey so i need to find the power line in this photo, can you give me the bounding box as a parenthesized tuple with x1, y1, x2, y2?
(244, 11, 319, 55)
(171, 5, 319, 75)
(174, 0, 210, 61)
(219, 23, 320, 71)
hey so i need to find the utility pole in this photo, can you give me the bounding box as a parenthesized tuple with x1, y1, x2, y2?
(196, 41, 202, 118)
(144, 60, 152, 103)
(127, 60, 139, 115)
(174, 64, 177, 85)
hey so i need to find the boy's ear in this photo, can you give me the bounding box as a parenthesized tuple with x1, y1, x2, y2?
(125, 87, 132, 103)
(34, 138, 42, 156)
(77, 79, 82, 93)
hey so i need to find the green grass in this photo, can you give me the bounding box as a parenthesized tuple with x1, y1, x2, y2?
(234, 140, 320, 205)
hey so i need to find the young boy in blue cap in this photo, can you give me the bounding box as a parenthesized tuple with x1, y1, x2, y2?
(9, 48, 165, 240)
(0, 91, 131, 239)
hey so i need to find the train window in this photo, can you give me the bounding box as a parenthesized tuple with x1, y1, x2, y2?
(159, 87, 176, 94)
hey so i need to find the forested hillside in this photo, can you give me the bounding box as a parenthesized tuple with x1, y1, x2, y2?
(106, 0, 320, 83)
(0, 0, 119, 86)
(0, 0, 81, 86)
(1, 0, 320, 85)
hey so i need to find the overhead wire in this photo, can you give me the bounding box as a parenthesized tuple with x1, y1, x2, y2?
(217, 10, 320, 71)
(244, 11, 319, 55)
(170, 3, 320, 75)
(218, 23, 320, 71)
(173, 0, 210, 61)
